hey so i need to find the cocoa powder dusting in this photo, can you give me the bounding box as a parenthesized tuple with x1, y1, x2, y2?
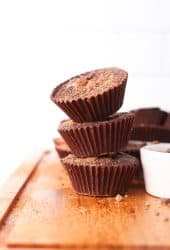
(54, 67, 127, 101)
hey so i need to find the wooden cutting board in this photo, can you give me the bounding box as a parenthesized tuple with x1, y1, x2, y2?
(0, 150, 170, 249)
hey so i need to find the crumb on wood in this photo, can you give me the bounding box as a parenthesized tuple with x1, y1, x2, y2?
(34, 209, 39, 214)
(124, 193, 128, 198)
(79, 207, 86, 215)
(164, 217, 169, 222)
(129, 208, 135, 214)
(43, 150, 51, 155)
(145, 201, 150, 207)
(2, 221, 6, 226)
(115, 194, 123, 202)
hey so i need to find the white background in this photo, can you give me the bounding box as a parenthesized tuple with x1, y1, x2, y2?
(0, 0, 170, 183)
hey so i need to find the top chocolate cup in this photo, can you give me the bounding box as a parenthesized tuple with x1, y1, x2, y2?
(51, 67, 128, 122)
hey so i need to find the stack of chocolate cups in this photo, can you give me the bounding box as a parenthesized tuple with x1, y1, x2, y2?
(51, 68, 139, 196)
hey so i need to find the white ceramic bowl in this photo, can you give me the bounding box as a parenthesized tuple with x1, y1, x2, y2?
(140, 143, 170, 198)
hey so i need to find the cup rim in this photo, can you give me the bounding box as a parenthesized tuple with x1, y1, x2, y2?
(140, 143, 170, 156)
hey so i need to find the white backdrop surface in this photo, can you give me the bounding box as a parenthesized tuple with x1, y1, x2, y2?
(0, 0, 170, 184)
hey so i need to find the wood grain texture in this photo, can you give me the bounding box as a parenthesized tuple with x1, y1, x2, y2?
(3, 151, 170, 249)
(0, 151, 45, 226)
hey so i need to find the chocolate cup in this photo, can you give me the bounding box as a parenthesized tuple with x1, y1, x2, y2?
(55, 147, 70, 159)
(131, 108, 164, 126)
(130, 125, 170, 142)
(62, 154, 138, 196)
(164, 113, 170, 128)
(121, 141, 146, 184)
(160, 111, 168, 125)
(58, 113, 134, 158)
(51, 79, 127, 123)
(53, 137, 71, 159)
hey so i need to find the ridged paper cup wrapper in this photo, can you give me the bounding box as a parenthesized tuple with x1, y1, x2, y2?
(58, 113, 134, 157)
(62, 153, 139, 196)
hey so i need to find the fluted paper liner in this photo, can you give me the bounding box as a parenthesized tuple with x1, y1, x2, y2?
(58, 113, 134, 158)
(62, 157, 138, 196)
(121, 148, 143, 183)
(51, 79, 127, 122)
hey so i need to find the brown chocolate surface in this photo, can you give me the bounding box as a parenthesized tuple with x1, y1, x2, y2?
(164, 113, 170, 128)
(62, 153, 138, 168)
(160, 110, 168, 125)
(130, 124, 170, 142)
(131, 107, 164, 125)
(59, 112, 133, 130)
(121, 140, 145, 183)
(52, 67, 128, 102)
